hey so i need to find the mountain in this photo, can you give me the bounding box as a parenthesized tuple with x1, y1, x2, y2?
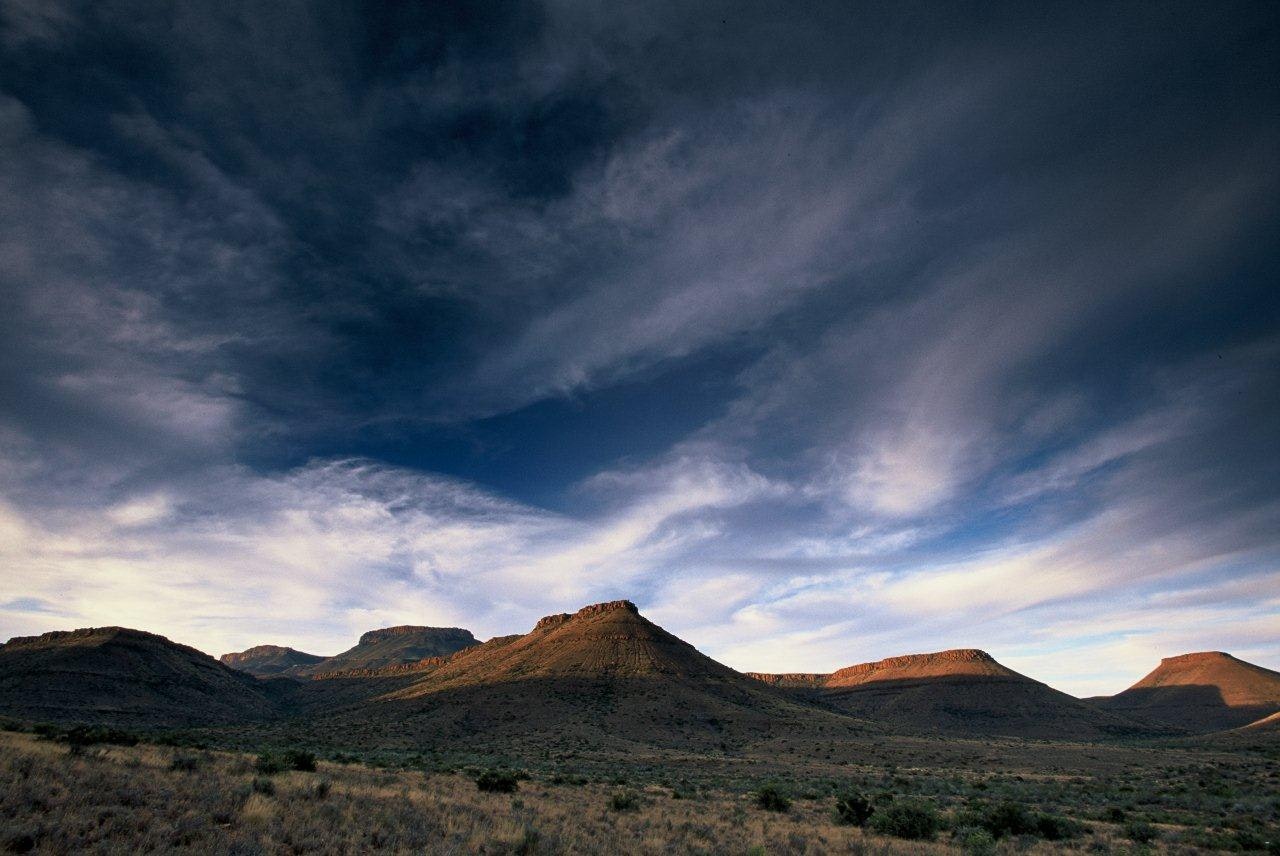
(751, 649, 1154, 739)
(308, 600, 868, 753)
(220, 645, 325, 678)
(292, 625, 478, 677)
(1092, 651, 1280, 733)
(0, 627, 278, 727)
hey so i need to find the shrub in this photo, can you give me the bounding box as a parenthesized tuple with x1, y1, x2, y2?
(170, 754, 200, 772)
(1035, 813, 1086, 841)
(1124, 820, 1158, 844)
(254, 749, 316, 774)
(251, 776, 275, 796)
(954, 826, 997, 856)
(972, 801, 1038, 839)
(475, 769, 520, 793)
(1103, 806, 1127, 823)
(868, 800, 940, 840)
(609, 790, 639, 811)
(254, 753, 286, 775)
(283, 749, 317, 772)
(754, 784, 791, 813)
(313, 779, 331, 800)
(834, 792, 874, 826)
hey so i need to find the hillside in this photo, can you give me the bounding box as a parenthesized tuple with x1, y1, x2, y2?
(300, 600, 870, 753)
(289, 625, 479, 677)
(1093, 651, 1280, 732)
(220, 645, 325, 678)
(0, 628, 278, 727)
(752, 649, 1155, 739)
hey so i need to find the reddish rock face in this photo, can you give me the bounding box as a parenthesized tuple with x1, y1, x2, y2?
(1096, 650, 1280, 733)
(534, 613, 572, 630)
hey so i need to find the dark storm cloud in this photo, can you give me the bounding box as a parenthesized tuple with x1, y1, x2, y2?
(0, 0, 1276, 691)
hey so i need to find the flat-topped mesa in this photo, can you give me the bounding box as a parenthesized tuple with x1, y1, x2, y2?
(1159, 651, 1234, 667)
(357, 626, 474, 646)
(826, 648, 1010, 687)
(225, 644, 294, 658)
(4, 626, 164, 649)
(1098, 649, 1280, 733)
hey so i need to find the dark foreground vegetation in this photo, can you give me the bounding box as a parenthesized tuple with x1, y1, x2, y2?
(1, 721, 1277, 854)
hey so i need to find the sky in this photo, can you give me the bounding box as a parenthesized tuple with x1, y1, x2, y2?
(0, 1, 1277, 697)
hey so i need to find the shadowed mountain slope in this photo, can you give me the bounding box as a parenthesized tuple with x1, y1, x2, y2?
(220, 645, 325, 678)
(1092, 652, 1280, 733)
(752, 649, 1156, 739)
(0, 628, 279, 727)
(297, 625, 478, 675)
(302, 601, 872, 753)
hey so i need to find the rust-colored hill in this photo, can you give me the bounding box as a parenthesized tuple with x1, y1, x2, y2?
(1092, 651, 1280, 733)
(220, 645, 325, 678)
(752, 649, 1155, 739)
(0, 628, 279, 727)
(308, 601, 870, 753)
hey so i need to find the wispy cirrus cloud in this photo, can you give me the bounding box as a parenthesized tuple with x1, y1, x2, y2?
(0, 2, 1277, 696)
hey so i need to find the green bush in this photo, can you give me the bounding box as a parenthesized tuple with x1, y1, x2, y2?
(956, 801, 1084, 842)
(251, 776, 275, 795)
(475, 769, 520, 793)
(754, 784, 791, 813)
(954, 826, 997, 856)
(868, 800, 940, 840)
(834, 792, 874, 826)
(1034, 813, 1085, 841)
(970, 801, 1037, 838)
(254, 749, 316, 774)
(254, 752, 286, 775)
(608, 790, 639, 811)
(1124, 820, 1158, 844)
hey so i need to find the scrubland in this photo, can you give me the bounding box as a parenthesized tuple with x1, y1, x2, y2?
(2, 729, 1277, 854)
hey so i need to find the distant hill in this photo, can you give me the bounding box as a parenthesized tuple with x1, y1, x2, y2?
(294, 625, 478, 676)
(220, 645, 325, 678)
(1091, 651, 1280, 733)
(224, 626, 481, 679)
(751, 649, 1156, 739)
(0, 628, 278, 727)
(308, 600, 869, 753)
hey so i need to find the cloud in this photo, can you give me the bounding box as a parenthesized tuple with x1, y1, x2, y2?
(0, 2, 1276, 697)
(0, 452, 783, 656)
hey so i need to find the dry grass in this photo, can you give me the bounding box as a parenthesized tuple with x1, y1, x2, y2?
(0, 731, 1274, 854)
